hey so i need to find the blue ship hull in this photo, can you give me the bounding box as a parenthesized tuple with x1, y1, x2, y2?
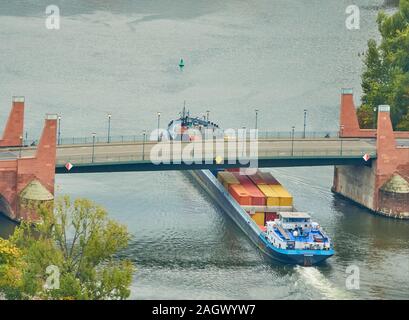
(188, 169, 334, 266)
(258, 234, 334, 266)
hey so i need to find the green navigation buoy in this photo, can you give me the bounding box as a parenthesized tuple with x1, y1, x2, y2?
(179, 58, 185, 69)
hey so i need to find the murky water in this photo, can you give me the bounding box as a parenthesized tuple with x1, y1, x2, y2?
(1, 0, 408, 299)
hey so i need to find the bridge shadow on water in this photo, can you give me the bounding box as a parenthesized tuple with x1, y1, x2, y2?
(0, 212, 18, 239)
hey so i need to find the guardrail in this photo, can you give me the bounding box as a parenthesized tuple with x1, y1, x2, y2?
(25, 130, 343, 147)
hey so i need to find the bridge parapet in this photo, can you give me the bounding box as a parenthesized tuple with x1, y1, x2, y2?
(0, 97, 25, 147)
(339, 89, 409, 139)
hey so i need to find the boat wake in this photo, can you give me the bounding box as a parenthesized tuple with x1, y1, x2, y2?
(295, 266, 353, 300)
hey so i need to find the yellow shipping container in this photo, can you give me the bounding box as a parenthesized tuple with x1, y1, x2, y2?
(270, 185, 293, 206)
(251, 212, 265, 225)
(217, 171, 240, 189)
(256, 185, 280, 206)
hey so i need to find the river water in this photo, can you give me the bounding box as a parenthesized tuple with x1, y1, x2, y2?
(0, 0, 408, 299)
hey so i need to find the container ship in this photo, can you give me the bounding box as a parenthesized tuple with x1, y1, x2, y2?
(167, 109, 334, 266)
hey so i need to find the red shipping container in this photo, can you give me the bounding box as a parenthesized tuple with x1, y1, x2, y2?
(228, 184, 251, 205)
(248, 171, 267, 185)
(258, 172, 280, 185)
(231, 172, 252, 184)
(265, 212, 278, 222)
(232, 173, 266, 206)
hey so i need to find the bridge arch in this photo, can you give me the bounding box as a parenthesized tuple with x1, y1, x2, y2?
(0, 194, 13, 219)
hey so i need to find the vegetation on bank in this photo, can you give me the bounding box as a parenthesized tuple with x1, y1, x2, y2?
(0, 196, 134, 300)
(357, 0, 409, 130)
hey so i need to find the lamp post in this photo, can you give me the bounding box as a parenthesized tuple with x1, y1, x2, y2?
(157, 112, 161, 142)
(373, 107, 377, 129)
(206, 110, 210, 122)
(107, 113, 112, 143)
(340, 125, 345, 156)
(58, 115, 61, 145)
(241, 126, 246, 139)
(255, 109, 259, 130)
(291, 126, 295, 156)
(303, 109, 307, 139)
(241, 126, 247, 157)
(91, 132, 96, 163)
(142, 130, 146, 161)
(19, 135, 23, 158)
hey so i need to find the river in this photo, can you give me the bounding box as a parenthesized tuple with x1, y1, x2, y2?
(0, 0, 408, 299)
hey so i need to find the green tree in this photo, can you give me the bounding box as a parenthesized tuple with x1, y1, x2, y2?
(358, 0, 409, 130)
(0, 196, 134, 300)
(0, 238, 26, 299)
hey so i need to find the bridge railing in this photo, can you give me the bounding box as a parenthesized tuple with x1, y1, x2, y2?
(56, 148, 376, 166)
(26, 131, 341, 147)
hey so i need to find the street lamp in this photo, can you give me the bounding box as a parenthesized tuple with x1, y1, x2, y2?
(157, 112, 161, 141)
(240, 126, 247, 157)
(206, 110, 210, 122)
(373, 107, 377, 129)
(303, 109, 307, 139)
(91, 132, 96, 163)
(142, 130, 146, 161)
(340, 125, 345, 156)
(291, 126, 295, 156)
(255, 109, 259, 130)
(107, 113, 112, 143)
(58, 115, 61, 145)
(19, 135, 23, 158)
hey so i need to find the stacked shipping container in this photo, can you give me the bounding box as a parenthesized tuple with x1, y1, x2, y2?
(217, 171, 240, 189)
(231, 173, 266, 206)
(217, 170, 293, 229)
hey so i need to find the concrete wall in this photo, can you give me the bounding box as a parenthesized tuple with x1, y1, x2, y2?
(333, 165, 376, 210)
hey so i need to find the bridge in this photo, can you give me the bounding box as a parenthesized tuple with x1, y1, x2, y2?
(0, 89, 408, 221)
(10, 136, 377, 173)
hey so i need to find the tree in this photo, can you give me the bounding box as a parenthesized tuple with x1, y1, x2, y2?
(0, 238, 26, 299)
(0, 196, 134, 300)
(358, 0, 409, 131)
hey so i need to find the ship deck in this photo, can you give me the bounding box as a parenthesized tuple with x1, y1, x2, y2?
(274, 227, 326, 243)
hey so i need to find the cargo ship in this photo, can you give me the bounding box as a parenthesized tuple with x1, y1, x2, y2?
(167, 109, 334, 266)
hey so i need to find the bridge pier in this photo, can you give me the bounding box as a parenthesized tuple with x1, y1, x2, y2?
(333, 90, 409, 218)
(0, 98, 57, 221)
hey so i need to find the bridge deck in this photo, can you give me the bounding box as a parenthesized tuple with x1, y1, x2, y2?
(4, 137, 378, 173)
